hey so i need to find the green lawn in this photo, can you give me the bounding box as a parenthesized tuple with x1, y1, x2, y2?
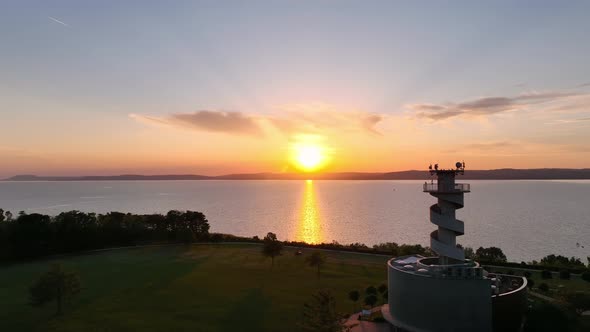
(0, 244, 388, 332)
(487, 267, 590, 294)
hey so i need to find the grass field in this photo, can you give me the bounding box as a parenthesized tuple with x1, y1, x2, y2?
(0, 244, 389, 332)
(487, 266, 590, 293)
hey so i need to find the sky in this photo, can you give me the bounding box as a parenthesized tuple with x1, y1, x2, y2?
(1, 0, 590, 177)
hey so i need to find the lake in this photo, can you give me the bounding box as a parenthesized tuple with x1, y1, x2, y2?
(0, 180, 588, 262)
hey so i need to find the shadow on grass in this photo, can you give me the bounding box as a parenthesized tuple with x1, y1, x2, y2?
(221, 288, 271, 332)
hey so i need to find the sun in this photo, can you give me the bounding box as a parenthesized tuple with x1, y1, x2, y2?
(294, 145, 324, 171)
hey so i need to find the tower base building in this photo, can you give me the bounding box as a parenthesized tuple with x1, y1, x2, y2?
(382, 164, 527, 332)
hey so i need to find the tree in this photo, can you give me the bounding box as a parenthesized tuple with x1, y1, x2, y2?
(348, 290, 360, 312)
(262, 232, 283, 267)
(475, 247, 507, 263)
(562, 292, 590, 316)
(527, 278, 535, 290)
(463, 246, 475, 259)
(364, 294, 378, 308)
(365, 286, 377, 295)
(29, 264, 81, 315)
(300, 290, 344, 332)
(10, 213, 52, 259)
(306, 251, 326, 278)
(559, 270, 571, 280)
(540, 254, 585, 269)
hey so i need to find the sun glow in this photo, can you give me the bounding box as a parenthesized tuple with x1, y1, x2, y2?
(295, 145, 323, 171)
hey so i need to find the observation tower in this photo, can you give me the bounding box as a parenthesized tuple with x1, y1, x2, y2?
(425, 162, 469, 265)
(382, 162, 527, 332)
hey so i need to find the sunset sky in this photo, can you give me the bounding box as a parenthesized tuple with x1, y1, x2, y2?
(1, 1, 590, 177)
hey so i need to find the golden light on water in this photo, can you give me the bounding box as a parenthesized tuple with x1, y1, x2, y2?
(297, 180, 322, 244)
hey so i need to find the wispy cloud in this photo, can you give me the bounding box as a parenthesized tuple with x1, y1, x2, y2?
(131, 111, 262, 136)
(553, 117, 590, 124)
(130, 104, 385, 138)
(171, 111, 263, 136)
(267, 103, 384, 136)
(408, 91, 582, 121)
(48, 16, 69, 27)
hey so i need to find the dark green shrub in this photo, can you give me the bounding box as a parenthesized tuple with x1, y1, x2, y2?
(541, 270, 552, 279)
(581, 271, 590, 282)
(559, 270, 570, 280)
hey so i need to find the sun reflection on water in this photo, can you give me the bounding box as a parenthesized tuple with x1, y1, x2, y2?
(297, 179, 322, 244)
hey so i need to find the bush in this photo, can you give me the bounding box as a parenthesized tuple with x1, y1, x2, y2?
(538, 283, 549, 292)
(524, 271, 532, 278)
(581, 271, 590, 282)
(365, 286, 377, 295)
(527, 278, 535, 289)
(541, 270, 553, 279)
(559, 270, 571, 280)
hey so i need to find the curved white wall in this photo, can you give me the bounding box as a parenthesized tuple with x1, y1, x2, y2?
(385, 259, 493, 332)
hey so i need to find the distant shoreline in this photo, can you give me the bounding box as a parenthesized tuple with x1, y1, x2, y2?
(4, 168, 590, 181)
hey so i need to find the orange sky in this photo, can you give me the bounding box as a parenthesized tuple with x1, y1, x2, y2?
(2, 3, 590, 177)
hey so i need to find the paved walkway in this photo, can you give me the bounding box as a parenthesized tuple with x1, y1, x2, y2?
(343, 306, 392, 332)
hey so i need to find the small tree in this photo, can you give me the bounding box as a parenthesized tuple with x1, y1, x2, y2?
(365, 286, 377, 295)
(348, 290, 360, 312)
(464, 246, 475, 259)
(541, 270, 552, 279)
(475, 247, 507, 263)
(364, 294, 378, 308)
(559, 270, 570, 280)
(262, 232, 283, 268)
(300, 290, 344, 332)
(527, 278, 535, 290)
(306, 251, 326, 279)
(562, 292, 590, 316)
(581, 271, 590, 282)
(29, 264, 81, 315)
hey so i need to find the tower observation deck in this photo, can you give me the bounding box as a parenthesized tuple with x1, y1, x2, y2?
(424, 162, 469, 265)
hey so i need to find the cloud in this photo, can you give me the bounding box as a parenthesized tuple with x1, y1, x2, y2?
(131, 104, 384, 138)
(409, 91, 581, 121)
(268, 103, 384, 136)
(171, 111, 263, 136)
(48, 16, 69, 27)
(131, 111, 263, 136)
(553, 117, 590, 124)
(444, 141, 519, 154)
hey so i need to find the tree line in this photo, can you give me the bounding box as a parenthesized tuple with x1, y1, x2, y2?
(0, 209, 209, 262)
(1, 208, 588, 274)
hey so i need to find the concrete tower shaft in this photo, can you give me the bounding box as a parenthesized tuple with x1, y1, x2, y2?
(423, 167, 470, 264)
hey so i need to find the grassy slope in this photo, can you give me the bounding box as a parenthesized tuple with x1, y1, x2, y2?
(0, 244, 388, 332)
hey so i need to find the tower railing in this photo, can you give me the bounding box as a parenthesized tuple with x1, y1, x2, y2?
(423, 183, 470, 193)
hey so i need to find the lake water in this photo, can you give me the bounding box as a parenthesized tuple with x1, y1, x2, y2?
(0, 180, 588, 262)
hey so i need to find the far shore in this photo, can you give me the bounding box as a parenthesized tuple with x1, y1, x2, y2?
(4, 168, 590, 181)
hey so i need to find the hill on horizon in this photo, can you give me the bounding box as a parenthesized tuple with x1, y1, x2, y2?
(4, 168, 590, 181)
